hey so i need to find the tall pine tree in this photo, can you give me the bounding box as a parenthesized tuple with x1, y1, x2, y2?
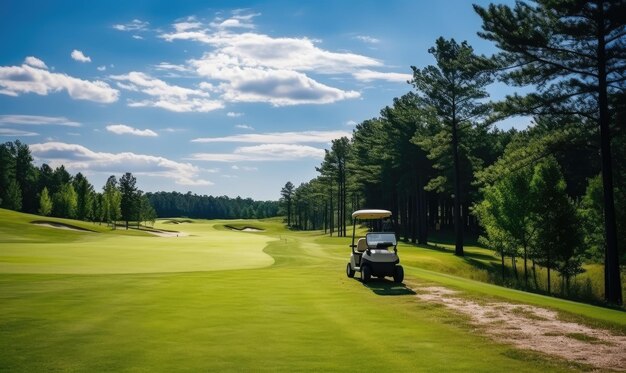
(475, 0, 625, 304)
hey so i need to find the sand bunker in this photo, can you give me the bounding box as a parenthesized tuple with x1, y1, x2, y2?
(225, 225, 264, 232)
(415, 286, 626, 371)
(142, 229, 188, 237)
(31, 221, 95, 232)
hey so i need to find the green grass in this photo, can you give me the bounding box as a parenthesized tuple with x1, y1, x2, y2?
(1, 208, 624, 371)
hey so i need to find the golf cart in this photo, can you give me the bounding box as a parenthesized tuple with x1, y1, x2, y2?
(346, 209, 404, 284)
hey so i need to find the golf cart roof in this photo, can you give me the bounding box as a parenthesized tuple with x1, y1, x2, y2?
(351, 209, 392, 219)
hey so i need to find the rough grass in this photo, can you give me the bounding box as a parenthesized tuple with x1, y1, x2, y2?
(1, 209, 624, 371)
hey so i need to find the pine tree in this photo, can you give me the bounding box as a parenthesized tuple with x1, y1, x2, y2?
(411, 37, 494, 256)
(119, 172, 138, 230)
(475, 0, 625, 304)
(280, 181, 295, 226)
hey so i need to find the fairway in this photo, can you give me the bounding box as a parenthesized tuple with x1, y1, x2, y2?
(1, 210, 624, 372)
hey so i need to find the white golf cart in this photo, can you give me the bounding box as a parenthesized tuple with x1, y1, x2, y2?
(346, 209, 404, 284)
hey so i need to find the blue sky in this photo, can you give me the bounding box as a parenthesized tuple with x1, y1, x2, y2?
(0, 0, 523, 200)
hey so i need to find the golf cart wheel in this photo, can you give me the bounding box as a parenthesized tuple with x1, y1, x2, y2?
(346, 263, 355, 278)
(361, 265, 372, 283)
(393, 265, 404, 284)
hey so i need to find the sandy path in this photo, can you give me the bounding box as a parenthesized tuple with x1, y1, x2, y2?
(415, 286, 626, 371)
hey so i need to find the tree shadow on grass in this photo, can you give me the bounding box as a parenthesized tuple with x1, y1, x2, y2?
(361, 279, 416, 296)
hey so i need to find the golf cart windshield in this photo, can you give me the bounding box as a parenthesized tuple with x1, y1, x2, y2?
(366, 232, 397, 248)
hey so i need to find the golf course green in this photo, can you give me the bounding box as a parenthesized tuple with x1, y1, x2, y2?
(0, 208, 624, 372)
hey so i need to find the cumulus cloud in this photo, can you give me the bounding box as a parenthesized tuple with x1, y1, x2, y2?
(159, 12, 377, 105)
(188, 143, 325, 162)
(106, 124, 158, 137)
(194, 65, 359, 106)
(71, 50, 91, 63)
(111, 71, 223, 112)
(97, 65, 107, 71)
(24, 56, 48, 69)
(191, 130, 350, 144)
(345, 120, 357, 126)
(234, 124, 254, 130)
(227, 111, 243, 117)
(0, 115, 81, 127)
(30, 141, 212, 186)
(113, 19, 149, 32)
(352, 69, 412, 83)
(0, 60, 119, 103)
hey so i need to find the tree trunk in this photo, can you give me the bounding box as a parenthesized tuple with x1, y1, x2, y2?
(523, 245, 528, 287)
(596, 3, 622, 305)
(451, 114, 464, 256)
(547, 248, 551, 294)
(501, 250, 505, 281)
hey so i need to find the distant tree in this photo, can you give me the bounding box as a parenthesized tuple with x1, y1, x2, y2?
(137, 194, 156, 227)
(331, 137, 350, 237)
(102, 176, 121, 228)
(280, 181, 295, 226)
(411, 37, 494, 256)
(119, 172, 139, 230)
(4, 179, 22, 211)
(53, 183, 77, 218)
(91, 192, 104, 224)
(73, 172, 94, 221)
(0, 142, 16, 206)
(475, 0, 625, 304)
(38, 187, 53, 216)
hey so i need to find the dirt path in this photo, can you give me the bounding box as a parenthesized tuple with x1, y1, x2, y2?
(415, 286, 626, 371)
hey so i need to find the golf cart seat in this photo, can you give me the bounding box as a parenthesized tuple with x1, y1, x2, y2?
(356, 238, 368, 252)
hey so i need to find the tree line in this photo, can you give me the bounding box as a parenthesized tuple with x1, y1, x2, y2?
(0, 140, 157, 228)
(146, 191, 279, 219)
(281, 0, 625, 305)
(0, 141, 280, 226)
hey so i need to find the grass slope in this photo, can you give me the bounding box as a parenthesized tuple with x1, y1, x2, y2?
(0, 209, 623, 371)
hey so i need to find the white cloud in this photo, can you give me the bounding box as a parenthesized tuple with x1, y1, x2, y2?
(227, 111, 243, 117)
(0, 115, 81, 127)
(132, 35, 144, 40)
(355, 35, 380, 44)
(0, 128, 39, 137)
(111, 71, 223, 112)
(191, 130, 350, 144)
(30, 141, 212, 186)
(161, 127, 185, 133)
(24, 56, 48, 69)
(97, 65, 107, 71)
(352, 69, 412, 83)
(113, 19, 149, 32)
(173, 21, 203, 33)
(0, 61, 119, 103)
(106, 124, 158, 137)
(189, 143, 324, 162)
(159, 13, 380, 106)
(154, 62, 190, 72)
(235, 124, 254, 130)
(71, 50, 91, 63)
(232, 165, 257, 171)
(345, 120, 357, 126)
